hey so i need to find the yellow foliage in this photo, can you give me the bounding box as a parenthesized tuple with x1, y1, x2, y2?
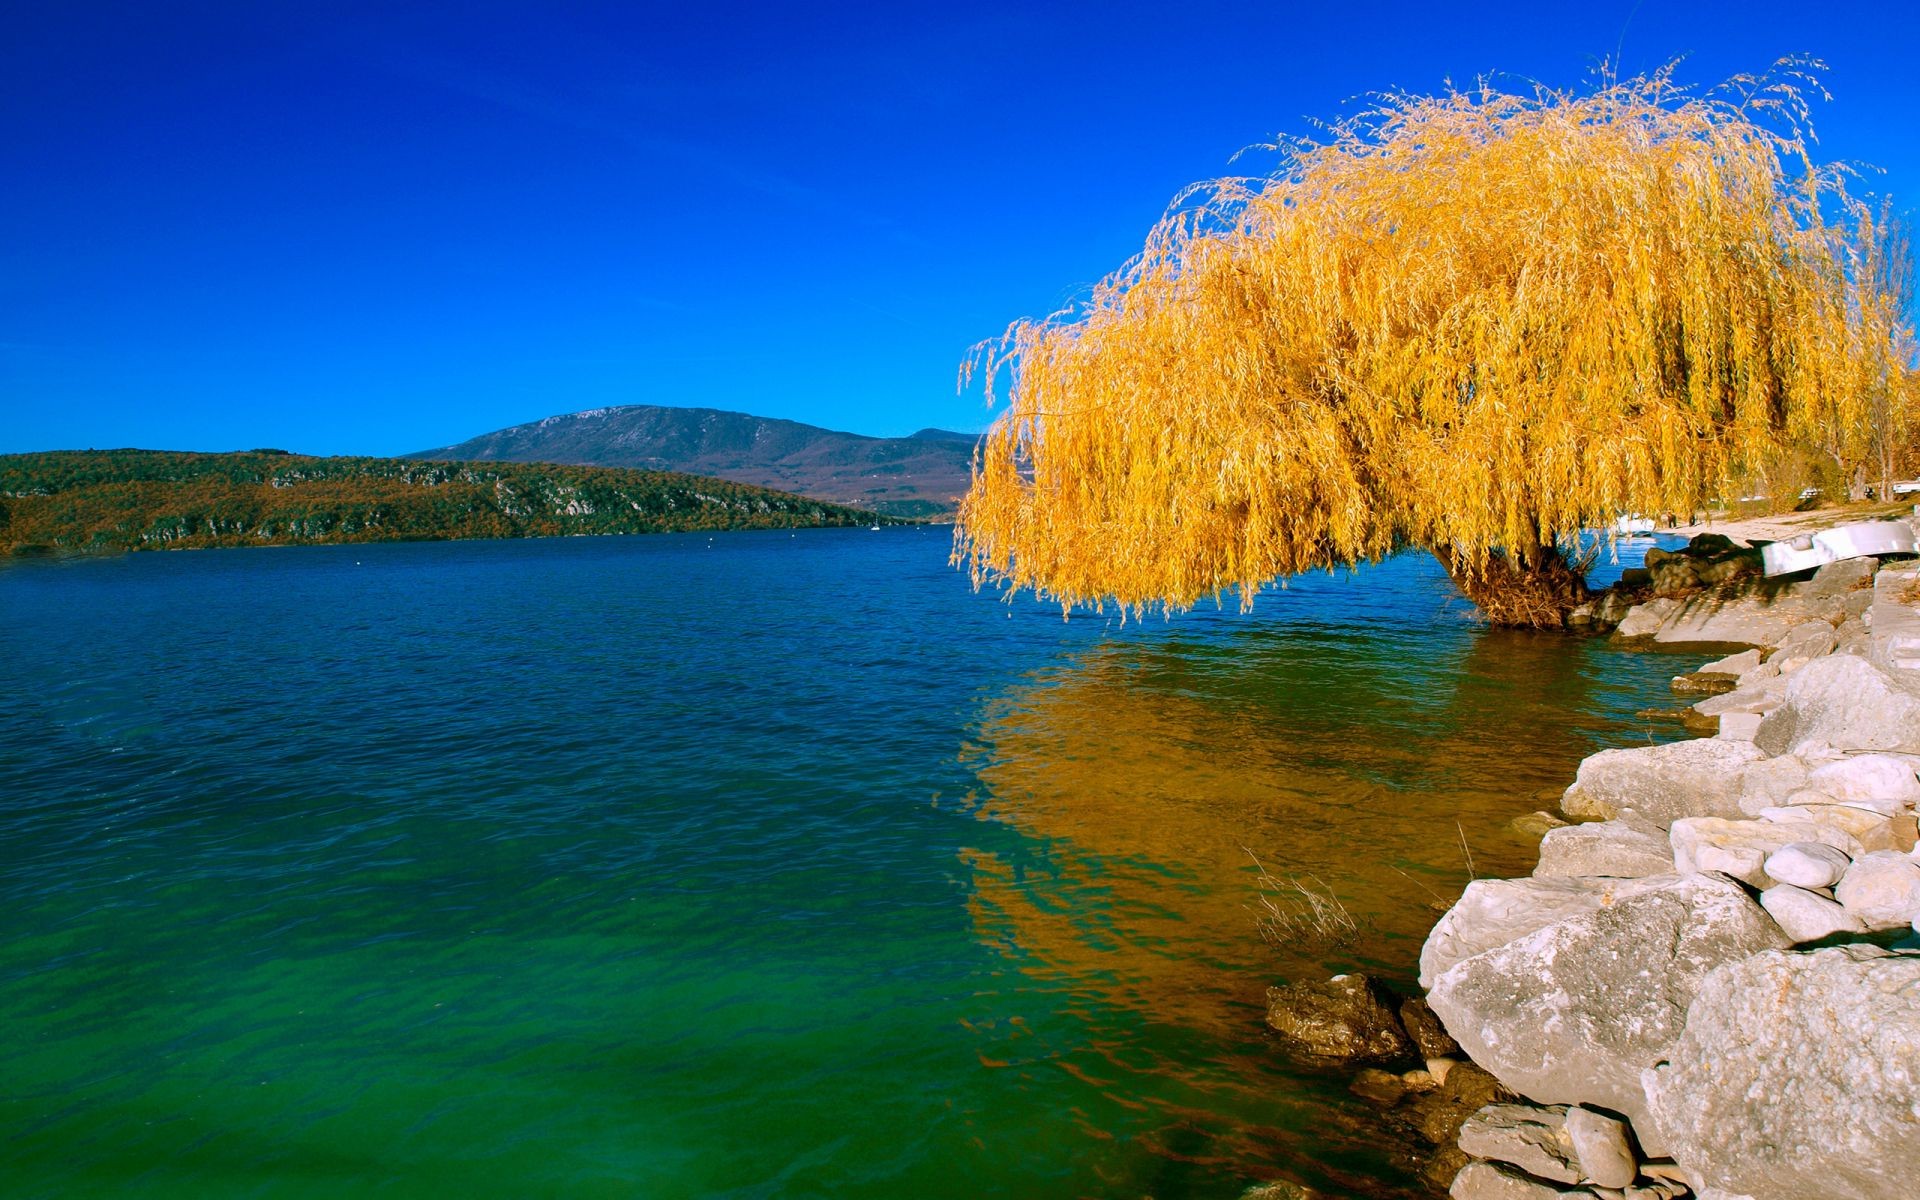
(954, 63, 1919, 620)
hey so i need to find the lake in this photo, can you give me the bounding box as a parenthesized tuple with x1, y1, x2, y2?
(0, 528, 1685, 1198)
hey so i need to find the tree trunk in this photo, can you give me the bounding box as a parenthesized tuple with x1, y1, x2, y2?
(1432, 541, 1592, 629)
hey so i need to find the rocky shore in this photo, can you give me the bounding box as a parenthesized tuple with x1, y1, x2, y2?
(1263, 514, 1920, 1200)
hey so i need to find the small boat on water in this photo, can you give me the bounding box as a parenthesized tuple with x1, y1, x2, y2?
(1614, 515, 1657, 535)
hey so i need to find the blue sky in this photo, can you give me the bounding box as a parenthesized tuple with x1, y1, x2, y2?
(5, 1, 1918, 456)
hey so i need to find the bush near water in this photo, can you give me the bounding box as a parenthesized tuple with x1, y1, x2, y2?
(0, 449, 881, 554)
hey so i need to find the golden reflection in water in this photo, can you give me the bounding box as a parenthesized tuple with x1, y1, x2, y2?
(959, 623, 1625, 1033)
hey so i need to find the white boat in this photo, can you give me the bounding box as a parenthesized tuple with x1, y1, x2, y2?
(1760, 520, 1918, 577)
(1614, 515, 1657, 535)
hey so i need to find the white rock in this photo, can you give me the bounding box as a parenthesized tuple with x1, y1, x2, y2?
(1756, 803, 1902, 853)
(1759, 883, 1866, 942)
(1561, 739, 1763, 826)
(1564, 1106, 1636, 1189)
(1427, 873, 1788, 1154)
(1762, 841, 1851, 888)
(1753, 654, 1920, 757)
(1716, 712, 1764, 741)
(1612, 598, 1678, 640)
(1806, 754, 1920, 810)
(1669, 818, 1861, 888)
(1735, 755, 1811, 816)
(1418, 875, 1671, 989)
(1700, 649, 1762, 675)
(1533, 819, 1674, 880)
(1457, 1103, 1579, 1184)
(1644, 945, 1920, 1200)
(1448, 1160, 1588, 1200)
(1834, 850, 1920, 929)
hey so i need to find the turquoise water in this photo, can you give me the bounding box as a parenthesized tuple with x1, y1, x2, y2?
(0, 529, 1684, 1198)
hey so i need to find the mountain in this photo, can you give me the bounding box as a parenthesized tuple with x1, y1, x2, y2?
(408, 405, 979, 518)
(0, 449, 882, 555)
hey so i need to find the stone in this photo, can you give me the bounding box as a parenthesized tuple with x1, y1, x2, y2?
(1761, 841, 1851, 888)
(1758, 883, 1866, 942)
(1612, 598, 1678, 639)
(1871, 567, 1920, 673)
(1643, 945, 1920, 1200)
(1457, 1103, 1579, 1184)
(1401, 996, 1463, 1059)
(1689, 532, 1738, 557)
(1264, 973, 1413, 1063)
(1649, 557, 1701, 595)
(1668, 817, 1861, 888)
(1350, 1067, 1413, 1105)
(1404, 1059, 1514, 1147)
(1736, 754, 1811, 815)
(1449, 1161, 1595, 1200)
(1805, 753, 1920, 810)
(1774, 632, 1838, 675)
(1651, 593, 1795, 647)
(1560, 739, 1763, 826)
(1835, 616, 1871, 657)
(1690, 677, 1785, 717)
(1805, 555, 1877, 597)
(1833, 850, 1920, 929)
(1426, 873, 1788, 1152)
(1753, 654, 1920, 757)
(1669, 670, 1738, 696)
(1563, 1107, 1636, 1190)
(1533, 819, 1674, 879)
(1510, 810, 1570, 838)
(1757, 803, 1901, 852)
(1418, 875, 1674, 989)
(1716, 712, 1764, 742)
(1701, 648, 1762, 674)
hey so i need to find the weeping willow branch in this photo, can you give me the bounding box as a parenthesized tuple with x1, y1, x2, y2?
(953, 61, 1919, 625)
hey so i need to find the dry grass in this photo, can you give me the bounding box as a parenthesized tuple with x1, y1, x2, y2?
(1246, 851, 1359, 951)
(954, 62, 1919, 625)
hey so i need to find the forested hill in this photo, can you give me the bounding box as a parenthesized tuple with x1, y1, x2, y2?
(410, 405, 976, 519)
(0, 449, 884, 555)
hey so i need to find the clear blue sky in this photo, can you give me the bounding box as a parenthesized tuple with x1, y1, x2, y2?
(5, 1, 1918, 456)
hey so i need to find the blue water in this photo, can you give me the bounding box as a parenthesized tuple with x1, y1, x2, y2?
(0, 529, 1688, 1198)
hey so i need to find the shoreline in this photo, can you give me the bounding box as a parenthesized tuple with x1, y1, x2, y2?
(1260, 508, 1920, 1199)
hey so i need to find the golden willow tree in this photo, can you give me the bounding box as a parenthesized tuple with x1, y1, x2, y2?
(954, 64, 1919, 627)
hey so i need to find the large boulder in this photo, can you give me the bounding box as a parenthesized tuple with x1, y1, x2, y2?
(1418, 875, 1672, 989)
(1561, 739, 1763, 826)
(1643, 946, 1920, 1200)
(1752, 655, 1920, 757)
(1264, 973, 1413, 1063)
(1532, 818, 1673, 879)
(1426, 873, 1789, 1152)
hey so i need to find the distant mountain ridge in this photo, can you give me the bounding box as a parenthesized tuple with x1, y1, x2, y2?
(409, 405, 978, 518)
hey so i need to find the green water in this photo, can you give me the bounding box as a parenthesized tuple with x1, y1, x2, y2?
(0, 529, 1686, 1197)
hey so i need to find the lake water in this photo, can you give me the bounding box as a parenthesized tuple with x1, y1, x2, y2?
(0, 529, 1688, 1198)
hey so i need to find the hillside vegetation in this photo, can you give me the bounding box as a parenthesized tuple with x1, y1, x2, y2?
(411, 404, 975, 518)
(0, 449, 881, 555)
